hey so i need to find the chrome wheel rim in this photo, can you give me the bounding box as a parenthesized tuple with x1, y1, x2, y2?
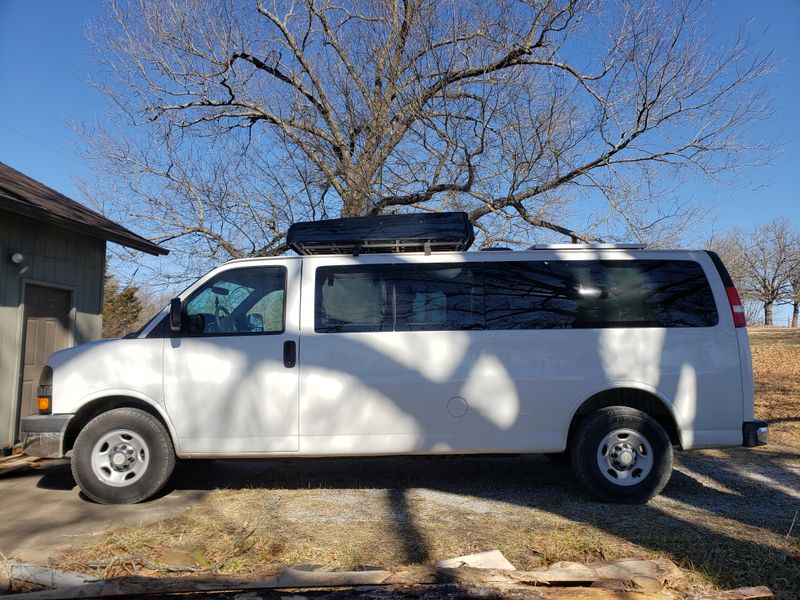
(596, 428, 653, 486)
(90, 429, 150, 487)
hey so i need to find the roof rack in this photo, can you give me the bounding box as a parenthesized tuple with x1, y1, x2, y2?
(287, 212, 475, 256)
(526, 243, 648, 250)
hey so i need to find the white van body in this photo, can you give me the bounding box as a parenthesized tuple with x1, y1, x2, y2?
(21, 246, 765, 504)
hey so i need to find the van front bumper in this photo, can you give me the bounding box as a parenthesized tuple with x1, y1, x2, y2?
(742, 420, 769, 447)
(20, 414, 73, 458)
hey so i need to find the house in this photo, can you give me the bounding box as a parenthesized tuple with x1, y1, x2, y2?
(0, 162, 167, 449)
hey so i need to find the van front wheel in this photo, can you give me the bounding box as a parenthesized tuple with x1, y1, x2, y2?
(571, 407, 672, 504)
(71, 408, 176, 504)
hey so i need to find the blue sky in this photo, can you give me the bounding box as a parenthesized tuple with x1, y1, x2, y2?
(0, 0, 798, 320)
(1, 0, 797, 230)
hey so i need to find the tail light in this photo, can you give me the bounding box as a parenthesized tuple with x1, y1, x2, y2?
(706, 251, 747, 329)
(725, 286, 747, 328)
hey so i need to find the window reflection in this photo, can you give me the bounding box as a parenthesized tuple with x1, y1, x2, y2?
(184, 267, 286, 336)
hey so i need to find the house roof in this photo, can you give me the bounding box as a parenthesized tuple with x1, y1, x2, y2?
(0, 161, 168, 256)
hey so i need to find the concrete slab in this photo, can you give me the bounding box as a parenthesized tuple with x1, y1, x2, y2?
(0, 459, 270, 563)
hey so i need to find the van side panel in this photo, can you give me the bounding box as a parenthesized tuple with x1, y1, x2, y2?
(48, 339, 165, 416)
(296, 327, 742, 454)
(297, 252, 744, 455)
(677, 253, 745, 447)
(298, 329, 565, 454)
(649, 327, 742, 448)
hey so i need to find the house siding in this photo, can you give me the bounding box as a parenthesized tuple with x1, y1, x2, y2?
(0, 208, 105, 446)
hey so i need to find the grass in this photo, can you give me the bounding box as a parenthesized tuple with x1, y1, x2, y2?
(750, 328, 800, 448)
(55, 329, 800, 598)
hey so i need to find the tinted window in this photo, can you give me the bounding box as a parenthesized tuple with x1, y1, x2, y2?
(394, 265, 483, 330)
(627, 261, 718, 327)
(315, 264, 482, 333)
(314, 259, 717, 332)
(483, 260, 717, 329)
(182, 267, 286, 336)
(315, 266, 390, 332)
(483, 262, 578, 329)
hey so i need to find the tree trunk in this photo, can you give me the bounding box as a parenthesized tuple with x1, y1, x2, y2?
(764, 301, 773, 326)
(792, 301, 798, 328)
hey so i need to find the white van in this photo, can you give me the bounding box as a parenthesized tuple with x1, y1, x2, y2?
(21, 213, 767, 504)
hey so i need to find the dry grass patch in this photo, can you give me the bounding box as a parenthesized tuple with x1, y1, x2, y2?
(56, 468, 800, 597)
(750, 328, 800, 447)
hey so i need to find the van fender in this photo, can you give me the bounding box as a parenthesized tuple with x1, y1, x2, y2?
(564, 380, 686, 449)
(75, 388, 181, 453)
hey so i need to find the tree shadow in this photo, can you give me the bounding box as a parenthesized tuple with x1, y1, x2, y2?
(154, 449, 799, 595)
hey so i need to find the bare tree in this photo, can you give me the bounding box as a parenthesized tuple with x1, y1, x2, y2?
(80, 0, 774, 281)
(789, 268, 800, 328)
(720, 219, 798, 327)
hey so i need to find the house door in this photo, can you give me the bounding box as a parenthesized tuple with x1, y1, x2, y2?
(17, 285, 72, 436)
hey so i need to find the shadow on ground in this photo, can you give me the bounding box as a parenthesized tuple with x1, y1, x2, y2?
(8, 445, 800, 598)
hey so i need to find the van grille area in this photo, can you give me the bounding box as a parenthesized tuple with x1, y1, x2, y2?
(287, 212, 475, 255)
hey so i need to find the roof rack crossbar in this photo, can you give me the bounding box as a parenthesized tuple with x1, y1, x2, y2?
(526, 243, 648, 250)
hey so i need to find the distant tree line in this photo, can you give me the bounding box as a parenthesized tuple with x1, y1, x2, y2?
(710, 218, 800, 327)
(102, 273, 168, 338)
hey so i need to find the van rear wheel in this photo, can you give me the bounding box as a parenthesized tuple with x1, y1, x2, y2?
(571, 406, 672, 504)
(71, 408, 175, 504)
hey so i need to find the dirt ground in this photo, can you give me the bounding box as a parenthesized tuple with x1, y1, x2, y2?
(9, 329, 800, 599)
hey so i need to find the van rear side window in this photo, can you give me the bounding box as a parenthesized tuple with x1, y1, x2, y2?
(314, 260, 718, 333)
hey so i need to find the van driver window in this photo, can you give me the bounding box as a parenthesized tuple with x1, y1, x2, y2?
(182, 267, 286, 336)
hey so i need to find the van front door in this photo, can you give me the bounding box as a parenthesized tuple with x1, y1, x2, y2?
(163, 261, 300, 454)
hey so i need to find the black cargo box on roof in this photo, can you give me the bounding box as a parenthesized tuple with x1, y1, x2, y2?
(287, 212, 475, 255)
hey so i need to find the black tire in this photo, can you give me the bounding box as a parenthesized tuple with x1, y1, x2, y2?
(71, 408, 176, 504)
(570, 406, 673, 504)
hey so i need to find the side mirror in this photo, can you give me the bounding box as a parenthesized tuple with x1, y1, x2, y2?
(169, 298, 183, 332)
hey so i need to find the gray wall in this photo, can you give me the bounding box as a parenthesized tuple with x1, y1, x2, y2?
(0, 208, 105, 446)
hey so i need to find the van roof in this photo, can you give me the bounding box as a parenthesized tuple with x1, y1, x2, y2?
(222, 245, 705, 266)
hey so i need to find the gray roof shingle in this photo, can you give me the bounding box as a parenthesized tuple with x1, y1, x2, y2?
(0, 161, 167, 256)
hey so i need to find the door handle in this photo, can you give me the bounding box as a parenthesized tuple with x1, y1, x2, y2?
(283, 340, 296, 368)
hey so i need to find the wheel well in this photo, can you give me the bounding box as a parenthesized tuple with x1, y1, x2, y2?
(63, 397, 171, 455)
(569, 388, 682, 448)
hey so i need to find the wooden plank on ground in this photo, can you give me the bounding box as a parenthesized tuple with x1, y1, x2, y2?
(679, 587, 773, 600)
(591, 557, 684, 584)
(435, 549, 517, 570)
(511, 557, 682, 587)
(0, 559, 772, 600)
(0, 456, 40, 477)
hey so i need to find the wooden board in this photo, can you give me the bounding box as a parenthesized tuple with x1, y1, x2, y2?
(0, 558, 773, 600)
(0, 456, 40, 477)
